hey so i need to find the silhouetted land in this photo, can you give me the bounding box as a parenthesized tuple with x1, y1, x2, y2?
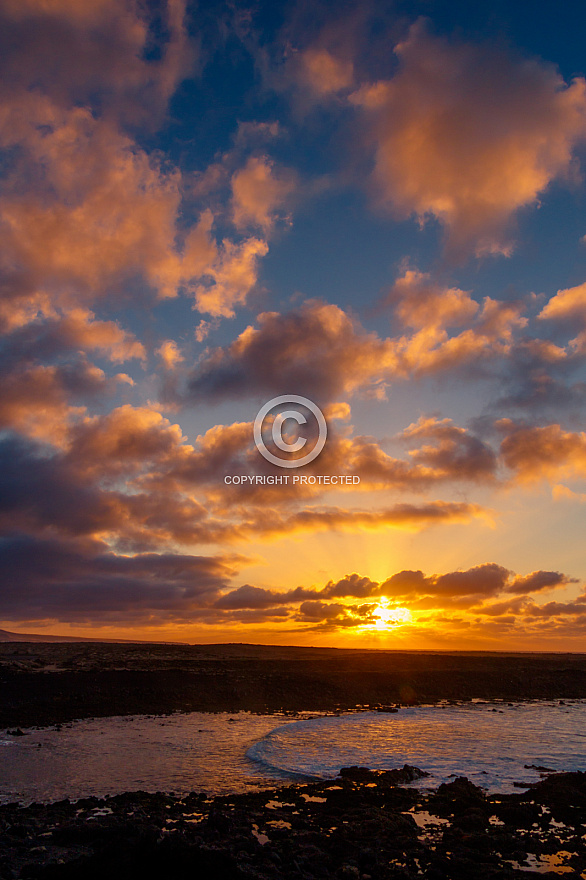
(2, 642, 586, 728)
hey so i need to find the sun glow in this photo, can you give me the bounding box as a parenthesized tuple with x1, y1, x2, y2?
(371, 598, 412, 629)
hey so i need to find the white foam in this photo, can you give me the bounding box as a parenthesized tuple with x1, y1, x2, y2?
(245, 701, 586, 793)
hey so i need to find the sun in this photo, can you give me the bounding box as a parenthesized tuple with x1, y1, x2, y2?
(371, 597, 412, 629)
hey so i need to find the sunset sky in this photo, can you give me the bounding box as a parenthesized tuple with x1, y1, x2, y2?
(2, 0, 586, 649)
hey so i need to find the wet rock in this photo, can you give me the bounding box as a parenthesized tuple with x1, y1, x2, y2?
(1, 772, 585, 879)
(452, 808, 489, 832)
(339, 765, 428, 784)
(435, 777, 485, 801)
(525, 770, 586, 808)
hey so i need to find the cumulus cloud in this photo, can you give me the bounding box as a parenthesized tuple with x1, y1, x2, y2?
(351, 21, 586, 256)
(539, 281, 586, 354)
(539, 281, 586, 322)
(0, 418, 227, 551)
(192, 235, 269, 317)
(66, 406, 187, 477)
(0, 435, 121, 537)
(381, 563, 511, 602)
(499, 420, 586, 483)
(214, 584, 285, 610)
(296, 600, 376, 628)
(0, 98, 219, 307)
(188, 300, 397, 403)
(0, 309, 143, 442)
(321, 573, 379, 599)
(3, 308, 145, 364)
(474, 594, 586, 620)
(0, 359, 118, 444)
(0, 429, 225, 551)
(506, 570, 576, 594)
(307, 420, 497, 493)
(0, 2, 275, 322)
(0, 0, 194, 126)
(156, 340, 184, 370)
(231, 156, 297, 232)
(386, 269, 478, 330)
(187, 292, 527, 405)
(0, 408, 495, 565)
(297, 48, 354, 96)
(399, 416, 497, 483)
(148, 414, 498, 519)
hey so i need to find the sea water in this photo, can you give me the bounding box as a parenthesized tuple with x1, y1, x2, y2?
(247, 700, 586, 792)
(1, 700, 585, 804)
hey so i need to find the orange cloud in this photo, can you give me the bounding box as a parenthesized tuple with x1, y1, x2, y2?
(231, 156, 297, 232)
(0, 0, 193, 125)
(538, 281, 586, 353)
(0, 42, 273, 321)
(387, 269, 478, 329)
(298, 48, 354, 96)
(53, 309, 145, 363)
(188, 300, 399, 401)
(0, 307, 142, 443)
(539, 281, 586, 321)
(506, 569, 576, 594)
(188, 293, 527, 405)
(156, 340, 184, 370)
(0, 361, 116, 444)
(351, 21, 586, 256)
(66, 406, 186, 477)
(552, 484, 586, 503)
(0, 408, 495, 556)
(500, 421, 586, 482)
(400, 416, 497, 483)
(0, 410, 577, 633)
(193, 235, 269, 318)
(210, 564, 579, 634)
(0, 292, 57, 334)
(393, 296, 527, 377)
(0, 301, 145, 364)
(0, 97, 221, 304)
(234, 500, 487, 540)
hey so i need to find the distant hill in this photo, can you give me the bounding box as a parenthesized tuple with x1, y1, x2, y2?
(0, 629, 184, 644)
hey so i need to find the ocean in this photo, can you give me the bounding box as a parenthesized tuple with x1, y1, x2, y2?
(2, 700, 585, 804)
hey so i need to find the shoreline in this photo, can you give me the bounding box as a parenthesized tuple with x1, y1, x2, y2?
(2, 768, 585, 879)
(3, 700, 585, 811)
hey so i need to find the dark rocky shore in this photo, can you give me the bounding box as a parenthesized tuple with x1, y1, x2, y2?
(2, 643, 586, 728)
(1, 768, 585, 879)
(3, 644, 585, 877)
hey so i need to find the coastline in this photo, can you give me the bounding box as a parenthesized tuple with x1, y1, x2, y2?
(4, 643, 586, 877)
(2, 767, 585, 878)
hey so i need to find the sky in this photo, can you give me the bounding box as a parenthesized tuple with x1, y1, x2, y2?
(1, 0, 586, 649)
